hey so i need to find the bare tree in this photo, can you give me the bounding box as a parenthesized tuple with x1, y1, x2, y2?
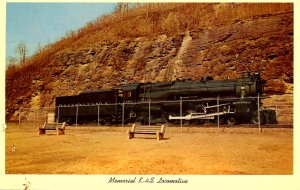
(7, 56, 17, 70)
(123, 3, 129, 12)
(35, 43, 43, 54)
(114, 3, 123, 13)
(16, 41, 28, 65)
(114, 3, 129, 13)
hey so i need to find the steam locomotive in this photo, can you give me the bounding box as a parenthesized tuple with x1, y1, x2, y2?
(55, 72, 277, 125)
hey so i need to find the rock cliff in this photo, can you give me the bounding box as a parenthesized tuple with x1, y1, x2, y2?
(6, 4, 293, 120)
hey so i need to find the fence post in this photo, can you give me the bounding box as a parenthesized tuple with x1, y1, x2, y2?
(122, 102, 125, 131)
(275, 105, 278, 123)
(148, 100, 151, 127)
(76, 104, 79, 127)
(45, 110, 47, 123)
(34, 109, 36, 128)
(97, 104, 100, 126)
(18, 108, 21, 128)
(180, 97, 183, 132)
(57, 106, 60, 124)
(258, 94, 261, 133)
(217, 96, 220, 129)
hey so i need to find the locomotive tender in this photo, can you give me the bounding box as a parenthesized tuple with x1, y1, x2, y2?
(55, 72, 277, 125)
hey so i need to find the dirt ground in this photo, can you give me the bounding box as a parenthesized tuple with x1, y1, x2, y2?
(5, 123, 293, 174)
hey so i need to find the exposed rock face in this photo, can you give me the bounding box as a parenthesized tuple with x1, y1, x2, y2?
(6, 11, 293, 120)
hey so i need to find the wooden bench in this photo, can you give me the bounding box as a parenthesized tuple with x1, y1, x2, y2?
(37, 122, 66, 136)
(127, 124, 165, 140)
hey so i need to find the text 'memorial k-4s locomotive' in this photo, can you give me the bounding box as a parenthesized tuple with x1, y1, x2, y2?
(55, 72, 277, 125)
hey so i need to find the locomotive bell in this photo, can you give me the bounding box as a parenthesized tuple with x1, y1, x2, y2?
(240, 86, 246, 98)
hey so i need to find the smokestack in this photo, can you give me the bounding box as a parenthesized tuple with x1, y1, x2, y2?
(242, 72, 250, 78)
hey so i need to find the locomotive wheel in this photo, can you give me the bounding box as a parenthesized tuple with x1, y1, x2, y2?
(206, 119, 216, 124)
(226, 117, 237, 125)
(196, 119, 205, 125)
(99, 119, 106, 125)
(251, 112, 266, 125)
(127, 116, 137, 124)
(66, 119, 74, 126)
(78, 119, 85, 125)
(109, 118, 117, 125)
(217, 117, 226, 124)
(138, 112, 148, 125)
(188, 120, 197, 125)
(166, 113, 178, 124)
(140, 117, 147, 125)
(161, 113, 172, 124)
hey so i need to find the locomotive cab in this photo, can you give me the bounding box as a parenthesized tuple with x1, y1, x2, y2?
(117, 84, 140, 103)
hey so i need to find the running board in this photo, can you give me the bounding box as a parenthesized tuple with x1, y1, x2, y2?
(168, 111, 234, 120)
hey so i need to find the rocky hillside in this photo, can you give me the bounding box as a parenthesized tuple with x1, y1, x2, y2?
(6, 3, 293, 120)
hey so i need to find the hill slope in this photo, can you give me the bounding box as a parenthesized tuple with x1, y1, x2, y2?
(6, 3, 293, 120)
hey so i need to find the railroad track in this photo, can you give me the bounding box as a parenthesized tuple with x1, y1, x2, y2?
(164, 124, 294, 129)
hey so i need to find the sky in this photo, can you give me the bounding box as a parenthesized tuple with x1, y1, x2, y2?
(6, 3, 116, 64)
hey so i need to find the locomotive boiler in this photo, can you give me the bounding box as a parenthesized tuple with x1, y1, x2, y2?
(54, 72, 277, 125)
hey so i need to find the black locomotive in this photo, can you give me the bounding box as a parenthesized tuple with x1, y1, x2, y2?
(55, 72, 277, 125)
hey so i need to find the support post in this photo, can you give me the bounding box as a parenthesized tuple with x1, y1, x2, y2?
(122, 102, 125, 131)
(217, 96, 220, 129)
(57, 106, 60, 124)
(45, 110, 47, 123)
(258, 94, 261, 133)
(180, 97, 183, 132)
(275, 105, 278, 122)
(18, 108, 21, 128)
(97, 104, 100, 126)
(76, 104, 79, 127)
(34, 109, 36, 128)
(148, 100, 151, 127)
